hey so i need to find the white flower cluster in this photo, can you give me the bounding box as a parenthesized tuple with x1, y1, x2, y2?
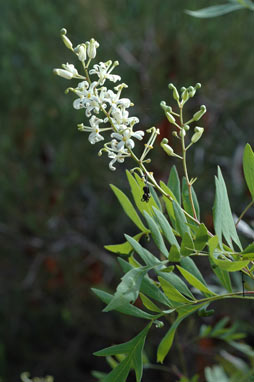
(54, 29, 144, 170)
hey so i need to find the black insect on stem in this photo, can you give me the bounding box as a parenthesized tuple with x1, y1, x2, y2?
(141, 175, 151, 203)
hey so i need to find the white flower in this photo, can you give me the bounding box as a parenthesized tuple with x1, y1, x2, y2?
(111, 128, 144, 150)
(86, 38, 100, 59)
(104, 89, 132, 109)
(78, 115, 104, 144)
(106, 139, 130, 170)
(54, 68, 73, 80)
(62, 63, 78, 76)
(53, 63, 78, 80)
(73, 82, 104, 116)
(74, 44, 87, 61)
(89, 61, 121, 85)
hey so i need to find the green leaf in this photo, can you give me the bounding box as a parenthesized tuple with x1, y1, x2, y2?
(110, 184, 148, 233)
(213, 167, 242, 250)
(210, 258, 232, 292)
(185, 4, 244, 18)
(167, 165, 181, 204)
(158, 276, 194, 303)
(242, 242, 254, 259)
(103, 266, 151, 312)
(152, 207, 180, 249)
(160, 181, 177, 228)
(92, 288, 158, 320)
(173, 200, 191, 237)
(194, 223, 209, 251)
(243, 144, 254, 199)
(180, 232, 195, 256)
(158, 271, 195, 300)
(177, 265, 217, 296)
(168, 245, 181, 262)
(182, 177, 200, 220)
(143, 211, 169, 257)
(140, 293, 162, 312)
(126, 171, 158, 216)
(157, 304, 205, 363)
(213, 259, 249, 272)
(124, 234, 161, 267)
(208, 236, 249, 272)
(105, 233, 145, 255)
(180, 257, 207, 286)
(118, 258, 173, 307)
(149, 184, 162, 211)
(94, 323, 151, 382)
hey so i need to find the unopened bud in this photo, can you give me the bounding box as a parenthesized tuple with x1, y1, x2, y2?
(193, 105, 206, 121)
(183, 124, 190, 131)
(87, 38, 99, 59)
(74, 44, 87, 61)
(188, 86, 195, 97)
(160, 101, 172, 114)
(161, 138, 174, 156)
(60, 28, 73, 50)
(53, 68, 73, 79)
(172, 131, 178, 138)
(191, 127, 204, 143)
(168, 83, 179, 101)
(180, 129, 186, 138)
(181, 88, 189, 102)
(166, 112, 175, 124)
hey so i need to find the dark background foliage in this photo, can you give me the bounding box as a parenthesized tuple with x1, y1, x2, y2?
(0, 0, 254, 381)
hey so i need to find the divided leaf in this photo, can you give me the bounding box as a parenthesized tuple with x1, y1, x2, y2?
(110, 184, 148, 233)
(167, 165, 181, 204)
(159, 276, 194, 303)
(124, 234, 161, 267)
(103, 266, 152, 312)
(92, 289, 158, 320)
(105, 232, 145, 255)
(143, 211, 169, 258)
(157, 304, 206, 363)
(213, 167, 242, 250)
(126, 171, 158, 216)
(94, 323, 152, 382)
(173, 200, 191, 237)
(177, 266, 217, 296)
(243, 144, 254, 199)
(185, 3, 244, 18)
(152, 207, 180, 249)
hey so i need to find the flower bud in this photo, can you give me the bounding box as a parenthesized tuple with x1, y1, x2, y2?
(74, 44, 87, 61)
(168, 83, 179, 101)
(183, 124, 190, 131)
(166, 112, 175, 124)
(60, 28, 73, 50)
(181, 88, 189, 102)
(193, 105, 206, 121)
(161, 138, 174, 156)
(180, 129, 186, 138)
(87, 38, 100, 59)
(53, 68, 73, 79)
(191, 127, 204, 143)
(160, 101, 172, 114)
(187, 86, 195, 97)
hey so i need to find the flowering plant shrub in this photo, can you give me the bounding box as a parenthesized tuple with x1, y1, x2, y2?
(54, 29, 254, 381)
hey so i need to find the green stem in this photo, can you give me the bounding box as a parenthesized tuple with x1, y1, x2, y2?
(235, 199, 254, 227)
(179, 106, 197, 220)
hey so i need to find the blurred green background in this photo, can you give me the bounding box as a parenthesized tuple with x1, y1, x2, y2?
(0, 0, 254, 381)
